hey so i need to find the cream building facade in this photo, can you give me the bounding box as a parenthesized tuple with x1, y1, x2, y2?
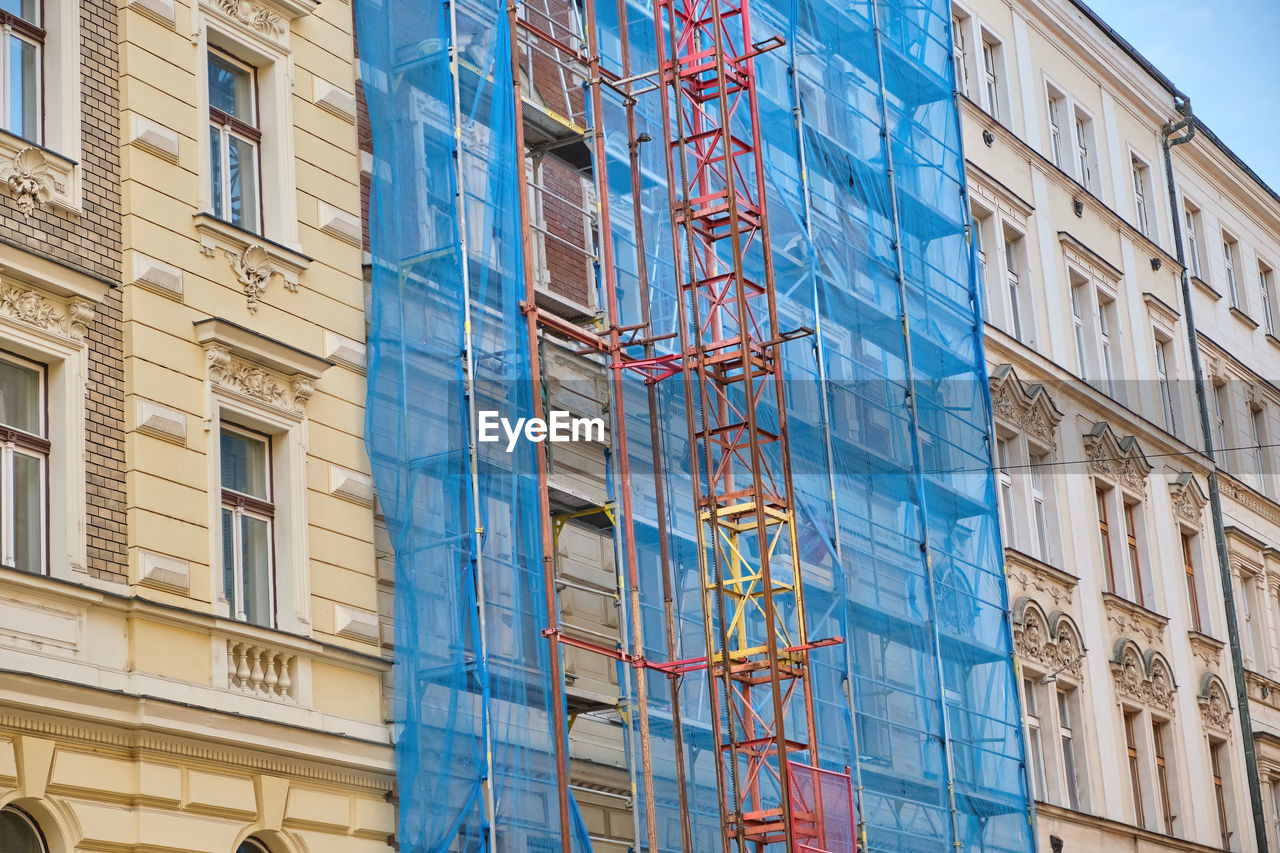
(0, 0, 393, 849)
(953, 0, 1280, 850)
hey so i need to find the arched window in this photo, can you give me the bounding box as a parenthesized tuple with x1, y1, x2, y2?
(237, 839, 271, 853)
(0, 806, 48, 853)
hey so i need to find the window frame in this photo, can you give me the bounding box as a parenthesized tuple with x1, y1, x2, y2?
(207, 47, 264, 234)
(1130, 154, 1153, 239)
(1224, 232, 1241, 309)
(1182, 530, 1204, 633)
(1045, 83, 1065, 169)
(219, 422, 276, 627)
(950, 10, 970, 97)
(1152, 717, 1175, 834)
(0, 805, 50, 853)
(0, 3, 46, 145)
(0, 347, 50, 577)
(1056, 683, 1082, 810)
(1125, 708, 1146, 827)
(1023, 676, 1047, 799)
(980, 34, 1002, 121)
(1154, 332, 1177, 437)
(1122, 499, 1146, 608)
(1184, 203, 1203, 279)
(1211, 738, 1232, 850)
(1250, 404, 1270, 496)
(1260, 261, 1277, 337)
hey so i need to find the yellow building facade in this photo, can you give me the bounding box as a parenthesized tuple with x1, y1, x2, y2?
(0, 0, 393, 847)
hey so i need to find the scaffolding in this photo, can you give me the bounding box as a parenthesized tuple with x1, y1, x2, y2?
(357, 0, 1036, 846)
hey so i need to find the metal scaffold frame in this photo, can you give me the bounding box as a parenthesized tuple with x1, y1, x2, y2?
(357, 0, 1037, 847)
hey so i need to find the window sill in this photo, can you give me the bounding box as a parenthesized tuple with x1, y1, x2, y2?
(0, 130, 79, 216)
(1229, 305, 1259, 330)
(1191, 275, 1220, 301)
(1266, 332, 1280, 352)
(194, 213, 312, 290)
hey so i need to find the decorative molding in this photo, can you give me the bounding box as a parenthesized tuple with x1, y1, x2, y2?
(316, 201, 362, 246)
(333, 604, 379, 644)
(226, 639, 297, 701)
(124, 0, 176, 24)
(0, 147, 56, 217)
(322, 330, 366, 373)
(312, 77, 357, 122)
(0, 711, 391, 790)
(1189, 631, 1225, 669)
(213, 0, 285, 37)
(1102, 592, 1167, 648)
(1169, 472, 1208, 526)
(1012, 597, 1084, 680)
(1218, 474, 1280, 529)
(137, 550, 191, 593)
(328, 464, 374, 506)
(1083, 422, 1152, 494)
(205, 345, 313, 414)
(1198, 673, 1232, 733)
(989, 364, 1063, 448)
(194, 215, 310, 312)
(0, 284, 93, 342)
(135, 398, 188, 445)
(130, 253, 184, 299)
(1005, 548, 1077, 608)
(1111, 639, 1176, 714)
(225, 244, 287, 313)
(128, 114, 181, 162)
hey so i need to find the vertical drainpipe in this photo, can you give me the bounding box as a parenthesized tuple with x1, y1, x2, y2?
(1161, 96, 1270, 853)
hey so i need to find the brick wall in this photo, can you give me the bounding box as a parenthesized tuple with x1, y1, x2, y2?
(0, 0, 125, 580)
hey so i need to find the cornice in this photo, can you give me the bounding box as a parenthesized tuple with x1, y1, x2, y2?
(1058, 230, 1124, 282)
(193, 318, 331, 380)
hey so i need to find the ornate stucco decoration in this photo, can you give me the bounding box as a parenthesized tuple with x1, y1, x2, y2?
(989, 365, 1064, 448)
(0, 285, 94, 342)
(1111, 639, 1176, 713)
(206, 345, 314, 414)
(1012, 598, 1084, 679)
(1005, 550, 1077, 608)
(225, 245, 296, 313)
(1198, 673, 1232, 733)
(1103, 592, 1167, 647)
(213, 0, 285, 36)
(1169, 472, 1208, 526)
(1083, 422, 1152, 494)
(0, 147, 57, 217)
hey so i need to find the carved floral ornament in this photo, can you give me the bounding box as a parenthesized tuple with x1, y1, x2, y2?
(1083, 422, 1152, 494)
(1198, 673, 1233, 733)
(1169, 472, 1208, 526)
(989, 365, 1064, 449)
(213, 0, 285, 37)
(1012, 597, 1084, 679)
(0, 284, 93, 342)
(1110, 639, 1176, 713)
(220, 245, 298, 313)
(205, 345, 314, 414)
(0, 147, 59, 217)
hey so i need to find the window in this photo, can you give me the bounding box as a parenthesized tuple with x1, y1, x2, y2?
(1123, 501, 1146, 607)
(972, 207, 991, 320)
(1004, 236, 1023, 340)
(220, 425, 274, 627)
(1057, 687, 1081, 810)
(1132, 157, 1152, 238)
(208, 49, 262, 233)
(1224, 234, 1241, 308)
(1024, 677, 1047, 798)
(0, 351, 47, 575)
(1261, 263, 1277, 336)
(1046, 87, 1065, 168)
(1155, 335, 1177, 437)
(1030, 451, 1051, 561)
(0, 0, 41, 142)
(998, 229, 1030, 342)
(1211, 740, 1232, 850)
(1153, 719, 1175, 834)
(951, 13, 969, 96)
(1098, 293, 1116, 397)
(1098, 487, 1117, 593)
(239, 840, 271, 853)
(1125, 710, 1145, 826)
(1213, 382, 1230, 461)
(1242, 572, 1264, 670)
(0, 806, 48, 853)
(997, 435, 1014, 546)
(1184, 205, 1203, 279)
(1074, 110, 1097, 191)
(1071, 280, 1088, 375)
(981, 36, 1002, 120)
(1251, 406, 1270, 496)
(1182, 532, 1203, 632)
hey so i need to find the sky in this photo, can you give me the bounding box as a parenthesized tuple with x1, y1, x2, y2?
(1078, 0, 1280, 191)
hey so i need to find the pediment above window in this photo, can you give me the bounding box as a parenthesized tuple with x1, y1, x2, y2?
(1012, 597, 1084, 680)
(0, 280, 95, 344)
(1110, 638, 1176, 713)
(1198, 672, 1232, 734)
(989, 364, 1063, 448)
(195, 318, 331, 416)
(1083, 422, 1152, 494)
(200, 0, 317, 47)
(1168, 472, 1207, 526)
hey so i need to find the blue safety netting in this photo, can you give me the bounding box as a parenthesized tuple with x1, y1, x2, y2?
(358, 0, 1036, 846)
